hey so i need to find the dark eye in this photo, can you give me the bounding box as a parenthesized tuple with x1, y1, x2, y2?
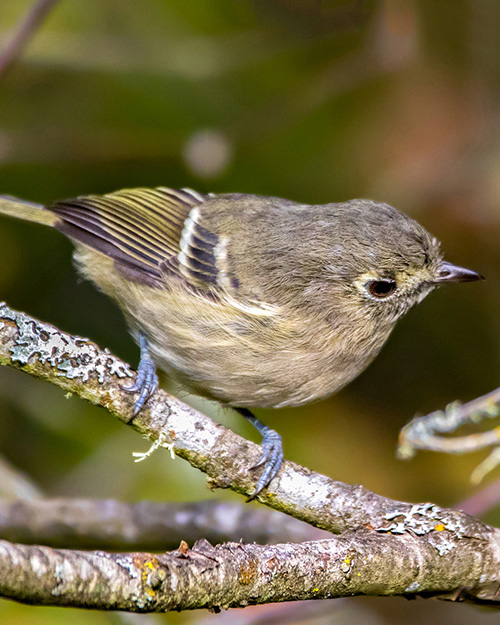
(366, 279, 397, 298)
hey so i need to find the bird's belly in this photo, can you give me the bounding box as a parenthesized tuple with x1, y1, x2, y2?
(149, 342, 350, 408)
(137, 311, 381, 409)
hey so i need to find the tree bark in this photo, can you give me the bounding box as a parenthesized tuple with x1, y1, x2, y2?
(0, 529, 499, 612)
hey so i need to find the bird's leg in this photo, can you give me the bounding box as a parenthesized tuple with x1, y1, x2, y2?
(235, 407, 284, 500)
(122, 332, 159, 418)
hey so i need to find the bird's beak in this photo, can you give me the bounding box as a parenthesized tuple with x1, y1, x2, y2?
(435, 261, 484, 284)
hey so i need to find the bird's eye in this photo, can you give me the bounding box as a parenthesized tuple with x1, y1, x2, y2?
(366, 279, 397, 298)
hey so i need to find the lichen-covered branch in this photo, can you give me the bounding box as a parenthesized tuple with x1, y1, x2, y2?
(0, 300, 412, 534)
(0, 302, 495, 536)
(0, 498, 326, 550)
(1, 525, 500, 611)
(2, 302, 500, 610)
(399, 389, 500, 457)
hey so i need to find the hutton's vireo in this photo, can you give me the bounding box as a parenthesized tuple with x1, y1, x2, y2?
(0, 188, 482, 497)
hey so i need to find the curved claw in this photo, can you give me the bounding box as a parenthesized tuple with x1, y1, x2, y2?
(122, 334, 159, 417)
(247, 428, 284, 501)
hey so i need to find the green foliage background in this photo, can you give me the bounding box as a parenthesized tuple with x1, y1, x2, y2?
(0, 1, 499, 623)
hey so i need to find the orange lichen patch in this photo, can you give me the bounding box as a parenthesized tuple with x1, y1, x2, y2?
(434, 524, 445, 532)
(132, 554, 162, 598)
(133, 554, 160, 569)
(238, 558, 258, 585)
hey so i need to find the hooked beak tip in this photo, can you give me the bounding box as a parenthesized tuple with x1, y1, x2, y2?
(436, 261, 484, 284)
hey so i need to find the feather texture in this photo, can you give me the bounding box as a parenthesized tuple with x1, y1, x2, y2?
(51, 186, 220, 288)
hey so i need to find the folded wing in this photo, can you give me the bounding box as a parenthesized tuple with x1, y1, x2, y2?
(51, 186, 219, 289)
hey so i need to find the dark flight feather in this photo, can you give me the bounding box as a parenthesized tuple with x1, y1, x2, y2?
(50, 186, 222, 290)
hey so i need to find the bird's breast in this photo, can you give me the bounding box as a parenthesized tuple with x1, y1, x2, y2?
(133, 295, 388, 409)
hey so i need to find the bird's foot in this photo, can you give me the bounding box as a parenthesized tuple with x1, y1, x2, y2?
(122, 333, 159, 418)
(235, 408, 285, 499)
(247, 426, 284, 501)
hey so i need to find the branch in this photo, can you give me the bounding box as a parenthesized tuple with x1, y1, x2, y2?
(0, 302, 495, 533)
(399, 388, 500, 483)
(0, 300, 415, 533)
(0, 0, 61, 79)
(2, 302, 500, 609)
(1, 527, 500, 611)
(0, 498, 325, 550)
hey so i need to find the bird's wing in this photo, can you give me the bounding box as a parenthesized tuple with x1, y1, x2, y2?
(51, 186, 219, 289)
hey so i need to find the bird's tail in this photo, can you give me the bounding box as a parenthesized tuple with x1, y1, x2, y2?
(0, 195, 56, 227)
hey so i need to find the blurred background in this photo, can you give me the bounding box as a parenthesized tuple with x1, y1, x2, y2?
(0, 0, 499, 623)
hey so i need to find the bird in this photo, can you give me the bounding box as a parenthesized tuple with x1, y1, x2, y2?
(0, 188, 483, 497)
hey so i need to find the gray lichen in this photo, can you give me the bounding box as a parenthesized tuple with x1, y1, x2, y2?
(380, 503, 445, 536)
(375, 502, 477, 556)
(0, 302, 132, 383)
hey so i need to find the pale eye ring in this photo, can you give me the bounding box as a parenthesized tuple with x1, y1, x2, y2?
(366, 279, 397, 298)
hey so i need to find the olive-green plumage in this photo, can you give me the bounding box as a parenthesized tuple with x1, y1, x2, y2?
(0, 188, 482, 494)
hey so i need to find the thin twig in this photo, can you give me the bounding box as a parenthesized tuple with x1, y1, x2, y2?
(398, 391, 500, 484)
(0, 0, 60, 79)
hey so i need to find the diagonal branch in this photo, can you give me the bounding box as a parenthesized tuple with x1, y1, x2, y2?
(0, 0, 61, 79)
(0, 301, 475, 534)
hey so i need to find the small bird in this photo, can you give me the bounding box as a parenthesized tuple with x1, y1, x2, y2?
(0, 188, 482, 497)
